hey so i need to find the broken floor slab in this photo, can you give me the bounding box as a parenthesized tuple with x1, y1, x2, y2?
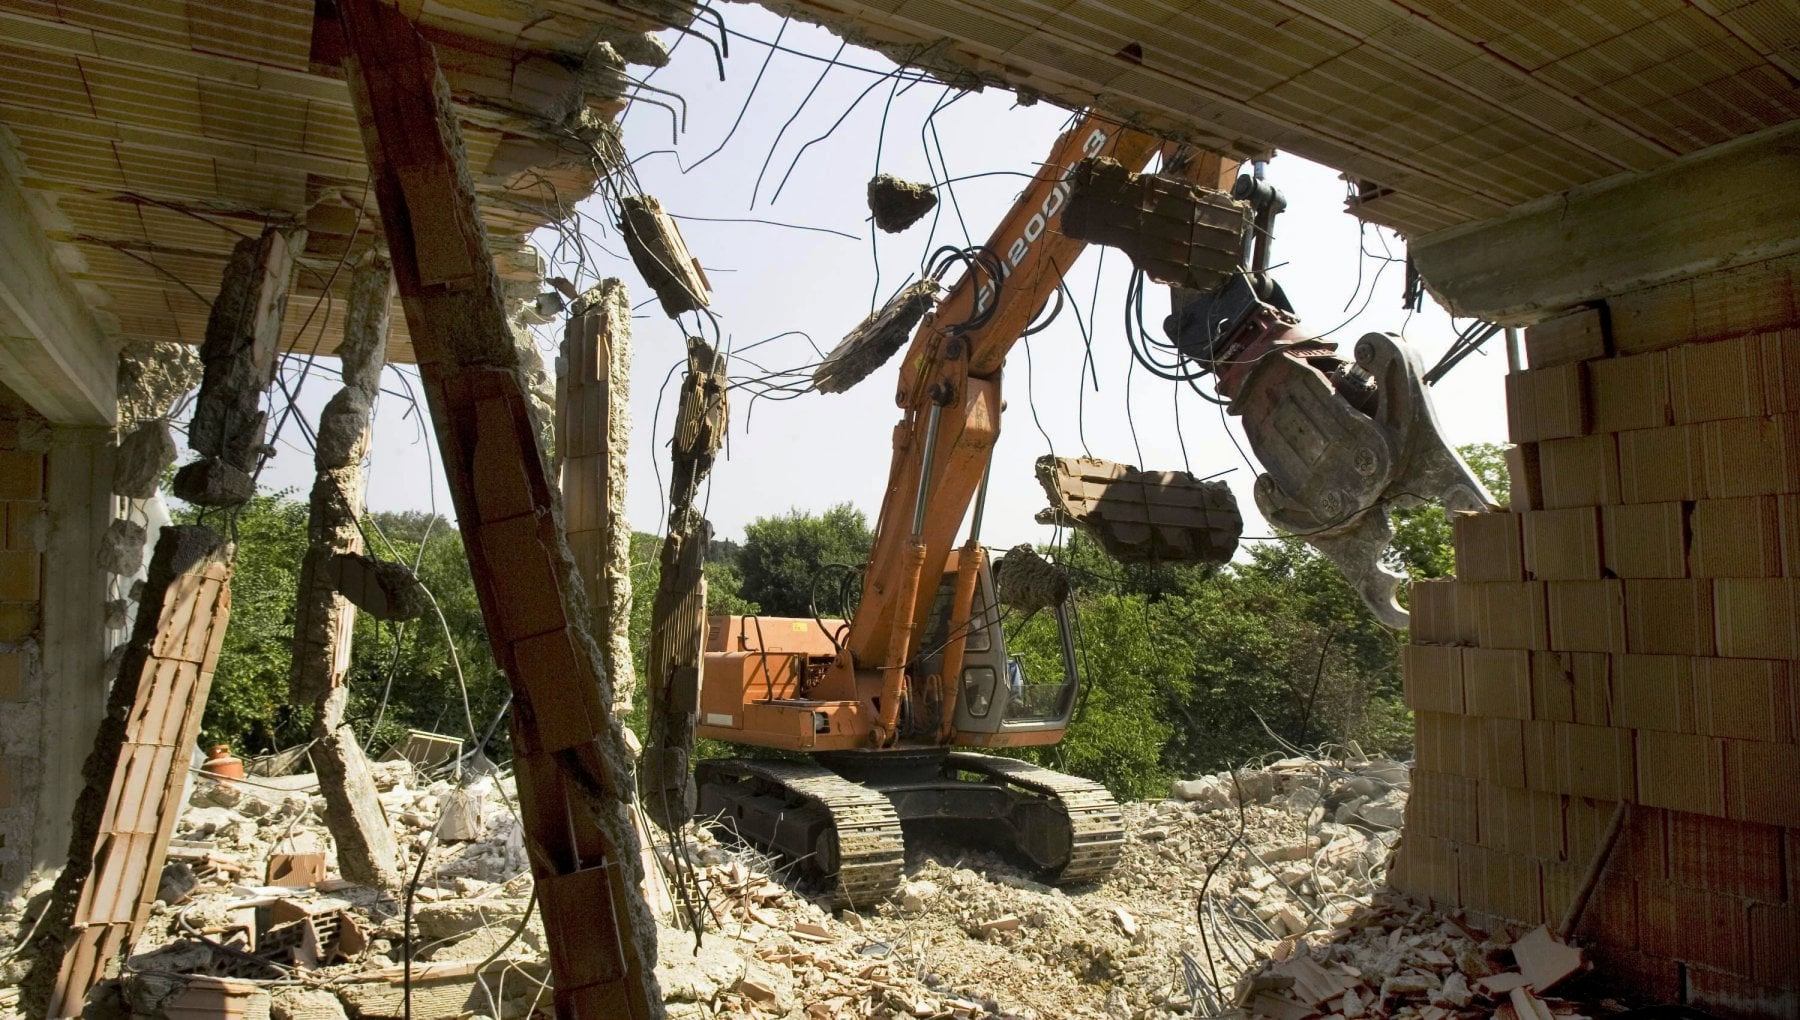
(812, 280, 938, 394)
(1060, 156, 1250, 292)
(1035, 454, 1243, 564)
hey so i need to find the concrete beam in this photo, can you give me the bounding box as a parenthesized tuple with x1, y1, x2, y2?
(1412, 121, 1800, 324)
(0, 139, 117, 425)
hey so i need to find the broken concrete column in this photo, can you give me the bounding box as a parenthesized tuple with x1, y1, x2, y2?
(338, 1, 660, 1012)
(24, 525, 233, 1019)
(289, 252, 400, 890)
(173, 227, 305, 508)
(640, 338, 727, 831)
(557, 280, 635, 718)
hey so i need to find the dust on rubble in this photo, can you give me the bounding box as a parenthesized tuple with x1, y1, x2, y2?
(0, 751, 1613, 1019)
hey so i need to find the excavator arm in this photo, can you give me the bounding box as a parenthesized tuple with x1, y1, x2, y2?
(840, 114, 1164, 741)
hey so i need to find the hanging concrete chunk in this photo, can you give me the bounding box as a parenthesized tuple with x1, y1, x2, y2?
(867, 174, 938, 232)
(1061, 157, 1249, 292)
(995, 544, 1070, 614)
(112, 421, 176, 499)
(813, 280, 938, 394)
(328, 553, 429, 622)
(96, 518, 147, 576)
(619, 194, 711, 318)
(1035, 454, 1243, 565)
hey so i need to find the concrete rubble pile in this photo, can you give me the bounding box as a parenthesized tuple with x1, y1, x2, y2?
(0, 751, 1629, 1018)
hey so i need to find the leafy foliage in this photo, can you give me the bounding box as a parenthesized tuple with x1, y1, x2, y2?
(736, 503, 873, 617)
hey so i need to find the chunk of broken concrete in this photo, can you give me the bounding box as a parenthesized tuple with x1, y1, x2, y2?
(113, 421, 177, 499)
(619, 194, 711, 318)
(173, 456, 257, 508)
(329, 552, 429, 621)
(97, 518, 148, 575)
(812, 279, 937, 394)
(867, 174, 938, 232)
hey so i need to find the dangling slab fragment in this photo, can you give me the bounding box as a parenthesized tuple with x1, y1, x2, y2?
(1035, 455, 1242, 564)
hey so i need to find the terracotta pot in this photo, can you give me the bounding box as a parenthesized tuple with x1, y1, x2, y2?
(201, 743, 245, 780)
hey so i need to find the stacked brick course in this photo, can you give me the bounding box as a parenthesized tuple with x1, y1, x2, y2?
(1392, 253, 1800, 1018)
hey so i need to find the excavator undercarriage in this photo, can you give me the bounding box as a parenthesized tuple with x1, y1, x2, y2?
(697, 751, 1123, 905)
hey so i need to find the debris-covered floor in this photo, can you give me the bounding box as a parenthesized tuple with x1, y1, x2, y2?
(0, 752, 1624, 1019)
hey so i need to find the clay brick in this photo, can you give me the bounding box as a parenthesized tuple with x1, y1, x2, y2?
(1523, 720, 1561, 794)
(1690, 496, 1782, 577)
(1692, 657, 1794, 743)
(1453, 511, 1524, 581)
(1482, 717, 1528, 789)
(1612, 654, 1694, 734)
(1475, 581, 1550, 650)
(1505, 442, 1542, 512)
(1507, 362, 1589, 442)
(1528, 650, 1609, 725)
(1638, 730, 1725, 816)
(1394, 834, 1460, 907)
(1415, 712, 1481, 778)
(1453, 581, 1483, 644)
(1609, 276, 1695, 355)
(1672, 335, 1775, 424)
(1545, 859, 1636, 939)
(1714, 578, 1799, 659)
(1589, 350, 1672, 432)
(0, 651, 21, 701)
(1457, 844, 1544, 924)
(1557, 723, 1634, 801)
(1747, 901, 1800, 988)
(1668, 812, 1785, 901)
(1402, 644, 1465, 714)
(1408, 579, 1457, 645)
(1725, 739, 1800, 827)
(0, 550, 39, 602)
(1700, 414, 1800, 499)
(1538, 434, 1622, 509)
(1463, 648, 1531, 719)
(1586, 945, 1682, 1004)
(1412, 770, 1480, 844)
(1546, 579, 1626, 653)
(1601, 502, 1687, 579)
(0, 451, 43, 501)
(0, 604, 35, 642)
(1480, 783, 1563, 859)
(1617, 424, 1706, 504)
(1690, 254, 1800, 344)
(1567, 800, 1665, 876)
(1523, 508, 1602, 580)
(1624, 578, 1715, 656)
(1779, 495, 1800, 576)
(1674, 892, 1754, 976)
(1525, 306, 1608, 369)
(1637, 881, 1680, 959)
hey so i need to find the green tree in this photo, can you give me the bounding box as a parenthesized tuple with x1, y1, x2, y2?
(1387, 442, 1511, 579)
(186, 493, 312, 750)
(737, 503, 873, 617)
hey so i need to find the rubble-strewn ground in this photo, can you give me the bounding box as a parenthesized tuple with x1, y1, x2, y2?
(0, 752, 1621, 1019)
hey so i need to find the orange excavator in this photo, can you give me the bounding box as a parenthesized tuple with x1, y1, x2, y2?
(679, 113, 1246, 904)
(673, 110, 1489, 904)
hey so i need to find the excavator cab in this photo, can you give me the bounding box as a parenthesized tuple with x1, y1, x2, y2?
(915, 549, 1080, 742)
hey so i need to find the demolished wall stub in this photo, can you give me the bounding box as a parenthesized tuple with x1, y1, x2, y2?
(557, 280, 636, 718)
(27, 526, 233, 1018)
(289, 252, 400, 890)
(1035, 455, 1243, 565)
(173, 227, 305, 509)
(640, 337, 727, 832)
(336, 1, 660, 1014)
(619, 194, 711, 318)
(1060, 157, 1249, 293)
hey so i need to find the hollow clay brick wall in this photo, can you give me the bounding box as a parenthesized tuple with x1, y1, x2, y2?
(0, 413, 46, 891)
(1390, 253, 1800, 1019)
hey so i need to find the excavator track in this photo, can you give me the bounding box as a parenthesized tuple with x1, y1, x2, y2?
(943, 751, 1126, 884)
(695, 759, 906, 907)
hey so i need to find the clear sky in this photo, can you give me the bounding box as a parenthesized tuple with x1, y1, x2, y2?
(259, 6, 1510, 552)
